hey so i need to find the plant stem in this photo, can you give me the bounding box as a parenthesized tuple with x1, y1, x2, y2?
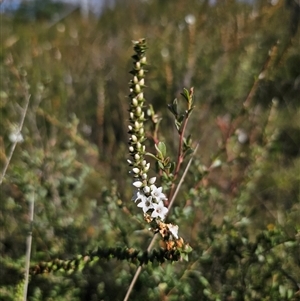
(23, 193, 35, 301)
(123, 143, 199, 301)
(0, 94, 30, 186)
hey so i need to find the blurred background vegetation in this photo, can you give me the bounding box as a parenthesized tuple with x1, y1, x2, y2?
(0, 0, 299, 300)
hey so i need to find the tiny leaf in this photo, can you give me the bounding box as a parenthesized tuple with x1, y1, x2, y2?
(157, 141, 167, 157)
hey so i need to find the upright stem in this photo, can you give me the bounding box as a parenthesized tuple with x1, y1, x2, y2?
(23, 193, 35, 301)
(123, 143, 199, 301)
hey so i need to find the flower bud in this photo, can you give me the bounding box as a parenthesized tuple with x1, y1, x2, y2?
(132, 98, 138, 106)
(137, 93, 144, 101)
(133, 181, 143, 188)
(134, 121, 140, 129)
(132, 168, 140, 174)
(148, 177, 156, 185)
(134, 84, 141, 93)
(135, 106, 142, 116)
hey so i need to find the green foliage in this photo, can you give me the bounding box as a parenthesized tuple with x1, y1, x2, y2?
(1, 0, 299, 300)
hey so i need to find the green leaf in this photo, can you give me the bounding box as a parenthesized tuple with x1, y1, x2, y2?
(175, 120, 181, 131)
(167, 98, 178, 117)
(170, 162, 176, 173)
(184, 148, 194, 158)
(154, 143, 163, 159)
(180, 88, 190, 103)
(158, 161, 164, 170)
(157, 141, 167, 157)
(145, 152, 158, 160)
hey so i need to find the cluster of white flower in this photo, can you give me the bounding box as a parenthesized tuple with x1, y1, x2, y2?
(132, 177, 169, 221)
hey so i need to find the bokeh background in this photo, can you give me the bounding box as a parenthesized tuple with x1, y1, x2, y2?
(1, 0, 299, 300)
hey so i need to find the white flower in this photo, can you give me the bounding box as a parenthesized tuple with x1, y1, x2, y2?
(144, 163, 150, 172)
(132, 190, 146, 203)
(143, 186, 150, 194)
(167, 224, 179, 239)
(151, 201, 168, 220)
(137, 196, 153, 213)
(150, 185, 167, 202)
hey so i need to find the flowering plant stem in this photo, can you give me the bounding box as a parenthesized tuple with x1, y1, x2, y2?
(123, 143, 198, 301)
(124, 39, 196, 300)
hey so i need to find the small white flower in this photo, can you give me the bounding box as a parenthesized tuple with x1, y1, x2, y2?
(151, 201, 168, 220)
(150, 185, 167, 202)
(167, 224, 179, 239)
(133, 190, 145, 203)
(143, 186, 150, 194)
(133, 181, 143, 188)
(137, 196, 153, 213)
